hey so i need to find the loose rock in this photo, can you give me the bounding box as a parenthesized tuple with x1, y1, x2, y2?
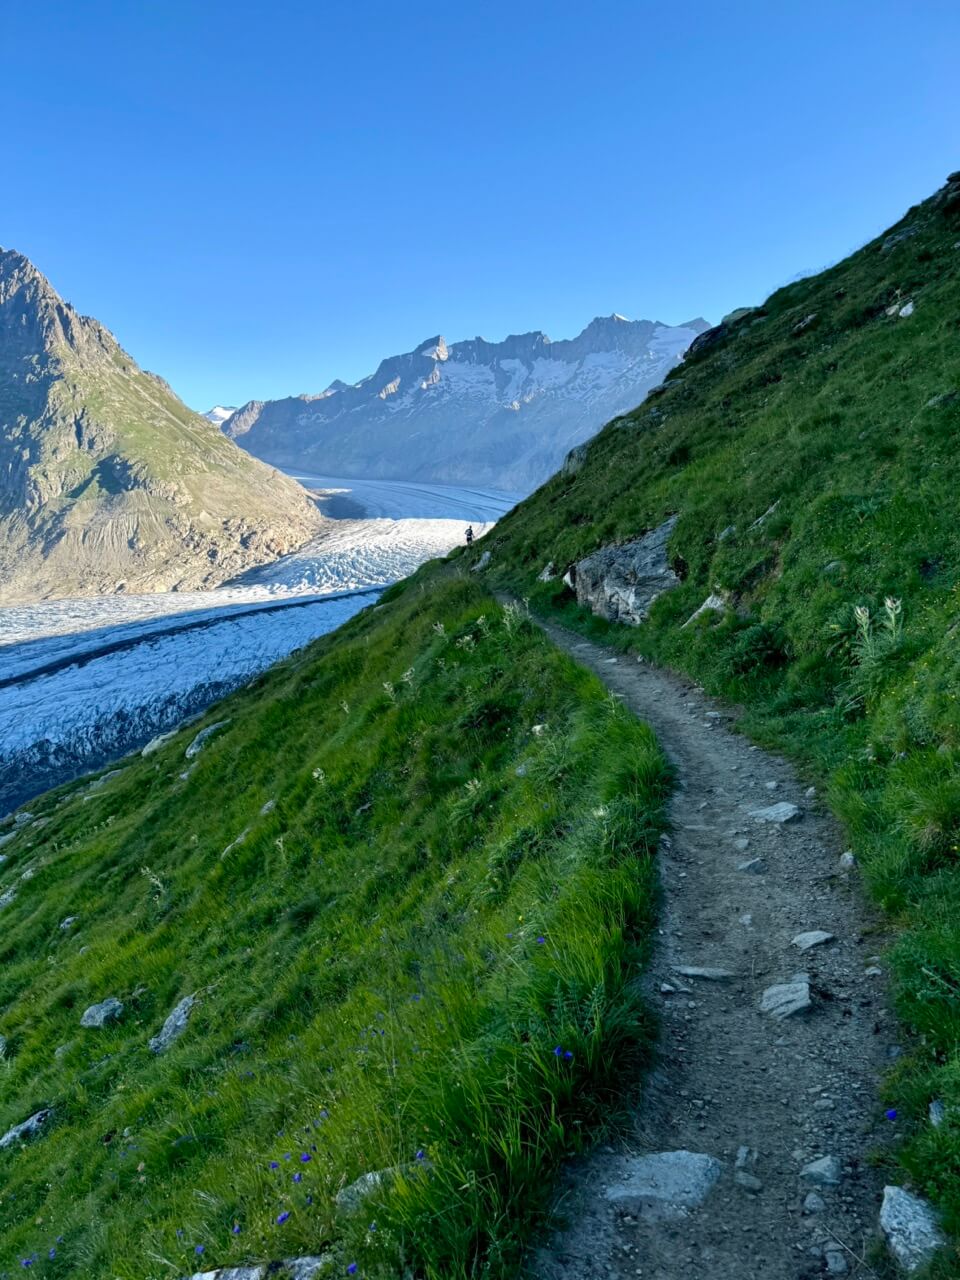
(760, 977, 811, 1019)
(791, 930, 835, 952)
(748, 801, 801, 824)
(672, 965, 735, 981)
(800, 1155, 842, 1186)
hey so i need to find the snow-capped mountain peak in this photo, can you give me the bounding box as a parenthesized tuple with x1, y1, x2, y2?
(222, 314, 711, 491)
(202, 405, 238, 427)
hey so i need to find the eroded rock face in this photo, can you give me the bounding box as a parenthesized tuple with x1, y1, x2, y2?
(574, 517, 680, 625)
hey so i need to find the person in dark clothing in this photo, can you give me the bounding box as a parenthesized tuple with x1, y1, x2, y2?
(465, 525, 474, 545)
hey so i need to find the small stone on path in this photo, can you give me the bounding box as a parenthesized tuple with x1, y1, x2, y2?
(748, 801, 801, 823)
(791, 930, 835, 952)
(800, 1155, 842, 1186)
(738, 857, 766, 874)
(760, 977, 811, 1019)
(672, 965, 735, 981)
(803, 1192, 826, 1214)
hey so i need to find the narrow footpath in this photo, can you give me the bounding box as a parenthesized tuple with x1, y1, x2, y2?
(532, 621, 894, 1280)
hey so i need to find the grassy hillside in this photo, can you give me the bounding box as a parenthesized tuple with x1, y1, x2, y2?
(482, 171, 960, 1265)
(0, 578, 668, 1278)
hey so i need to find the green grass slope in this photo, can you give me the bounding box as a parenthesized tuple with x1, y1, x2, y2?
(483, 171, 960, 1267)
(0, 578, 668, 1278)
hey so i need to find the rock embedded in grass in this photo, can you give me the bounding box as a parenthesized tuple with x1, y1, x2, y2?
(879, 1185, 946, 1272)
(0, 1108, 51, 1149)
(185, 720, 231, 760)
(148, 993, 197, 1053)
(80, 997, 124, 1028)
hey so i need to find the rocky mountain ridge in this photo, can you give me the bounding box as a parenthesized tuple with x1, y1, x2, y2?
(0, 249, 322, 604)
(222, 314, 710, 490)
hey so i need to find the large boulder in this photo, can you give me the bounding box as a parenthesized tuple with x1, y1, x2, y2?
(574, 517, 680, 625)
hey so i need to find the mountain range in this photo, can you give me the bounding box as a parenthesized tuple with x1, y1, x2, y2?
(0, 250, 322, 604)
(220, 314, 709, 490)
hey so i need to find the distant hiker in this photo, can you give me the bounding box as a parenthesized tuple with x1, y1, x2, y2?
(465, 525, 474, 546)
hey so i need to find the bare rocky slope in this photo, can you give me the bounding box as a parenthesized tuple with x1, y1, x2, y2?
(222, 314, 709, 491)
(0, 249, 323, 604)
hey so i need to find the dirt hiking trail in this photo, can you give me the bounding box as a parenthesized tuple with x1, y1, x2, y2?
(532, 619, 895, 1280)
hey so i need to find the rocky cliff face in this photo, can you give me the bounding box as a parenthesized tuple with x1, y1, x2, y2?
(0, 249, 323, 604)
(222, 314, 710, 491)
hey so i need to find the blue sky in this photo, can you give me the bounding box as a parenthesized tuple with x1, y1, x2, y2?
(3, 0, 957, 409)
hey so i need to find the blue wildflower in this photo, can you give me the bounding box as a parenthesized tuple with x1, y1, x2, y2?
(347, 1266, 358, 1275)
(300, 1152, 312, 1162)
(270, 1160, 280, 1169)
(293, 1172, 303, 1183)
(195, 1245, 205, 1255)
(564, 1050, 574, 1061)
(553, 1046, 563, 1056)
(415, 1149, 426, 1160)
(536, 936, 546, 944)
(886, 1108, 898, 1121)
(232, 1224, 241, 1235)
(276, 1211, 290, 1225)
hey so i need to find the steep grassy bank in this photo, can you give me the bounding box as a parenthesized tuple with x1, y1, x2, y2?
(483, 172, 960, 1271)
(0, 578, 668, 1278)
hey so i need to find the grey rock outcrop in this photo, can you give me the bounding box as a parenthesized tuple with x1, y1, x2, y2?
(602, 1150, 723, 1219)
(149, 994, 197, 1053)
(188, 1259, 332, 1280)
(573, 517, 680, 625)
(879, 1185, 945, 1272)
(80, 997, 124, 1028)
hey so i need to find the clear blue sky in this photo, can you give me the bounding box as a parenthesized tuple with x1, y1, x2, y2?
(3, 1, 957, 410)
